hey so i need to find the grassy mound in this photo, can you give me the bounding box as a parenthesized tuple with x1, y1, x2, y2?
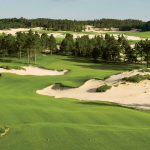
(96, 84, 112, 92)
(123, 74, 150, 83)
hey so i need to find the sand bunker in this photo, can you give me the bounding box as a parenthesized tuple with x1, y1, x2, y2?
(0, 27, 42, 35)
(47, 32, 143, 41)
(37, 70, 150, 109)
(0, 66, 68, 76)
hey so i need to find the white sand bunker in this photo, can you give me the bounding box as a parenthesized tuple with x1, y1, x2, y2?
(0, 66, 68, 76)
(37, 70, 150, 109)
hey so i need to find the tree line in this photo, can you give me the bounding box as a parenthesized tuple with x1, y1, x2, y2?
(60, 34, 150, 67)
(0, 18, 150, 31)
(0, 18, 84, 32)
(0, 31, 150, 67)
(0, 31, 57, 64)
(84, 19, 145, 31)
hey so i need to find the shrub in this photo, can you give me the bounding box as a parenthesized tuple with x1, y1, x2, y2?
(96, 84, 112, 92)
(123, 74, 150, 83)
(139, 68, 150, 73)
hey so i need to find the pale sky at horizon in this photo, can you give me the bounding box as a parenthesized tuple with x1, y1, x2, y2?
(0, 0, 149, 21)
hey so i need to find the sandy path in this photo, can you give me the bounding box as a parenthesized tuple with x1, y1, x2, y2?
(0, 66, 68, 76)
(37, 70, 150, 109)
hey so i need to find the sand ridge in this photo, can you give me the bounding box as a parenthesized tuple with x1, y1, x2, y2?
(37, 70, 150, 109)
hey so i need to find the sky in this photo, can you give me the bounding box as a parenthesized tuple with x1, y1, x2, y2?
(0, 0, 149, 21)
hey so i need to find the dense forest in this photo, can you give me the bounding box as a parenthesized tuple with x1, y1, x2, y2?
(142, 21, 150, 31)
(0, 31, 150, 67)
(0, 18, 150, 31)
(0, 18, 84, 31)
(85, 19, 145, 31)
(0, 31, 56, 64)
(60, 33, 150, 67)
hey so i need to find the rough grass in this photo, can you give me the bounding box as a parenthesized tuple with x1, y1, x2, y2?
(106, 31, 150, 38)
(139, 68, 150, 72)
(123, 74, 150, 83)
(96, 84, 112, 92)
(0, 127, 5, 134)
(0, 65, 22, 70)
(0, 55, 150, 150)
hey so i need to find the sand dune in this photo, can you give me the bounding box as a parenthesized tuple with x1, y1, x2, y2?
(0, 27, 41, 35)
(37, 70, 150, 109)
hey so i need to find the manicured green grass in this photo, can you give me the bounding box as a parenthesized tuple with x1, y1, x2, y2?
(107, 31, 150, 39)
(0, 55, 150, 150)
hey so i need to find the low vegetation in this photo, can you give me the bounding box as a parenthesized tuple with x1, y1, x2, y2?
(123, 74, 150, 83)
(0, 126, 9, 137)
(52, 83, 73, 90)
(96, 84, 112, 92)
(139, 68, 150, 72)
(0, 127, 5, 134)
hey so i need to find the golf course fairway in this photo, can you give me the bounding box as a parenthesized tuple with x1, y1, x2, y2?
(0, 55, 150, 150)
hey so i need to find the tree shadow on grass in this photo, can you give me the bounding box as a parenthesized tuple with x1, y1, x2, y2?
(61, 56, 143, 71)
(61, 56, 94, 64)
(76, 101, 124, 108)
(0, 58, 28, 65)
(0, 58, 12, 63)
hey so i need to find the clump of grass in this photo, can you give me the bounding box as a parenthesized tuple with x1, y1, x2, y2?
(96, 84, 112, 92)
(0, 126, 9, 137)
(52, 83, 73, 90)
(0, 127, 5, 134)
(123, 74, 150, 83)
(0, 65, 22, 70)
(139, 68, 150, 73)
(121, 82, 126, 84)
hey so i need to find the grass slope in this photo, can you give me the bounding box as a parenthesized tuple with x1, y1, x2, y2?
(0, 55, 150, 150)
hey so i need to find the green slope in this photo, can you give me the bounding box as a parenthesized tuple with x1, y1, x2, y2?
(0, 55, 149, 150)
